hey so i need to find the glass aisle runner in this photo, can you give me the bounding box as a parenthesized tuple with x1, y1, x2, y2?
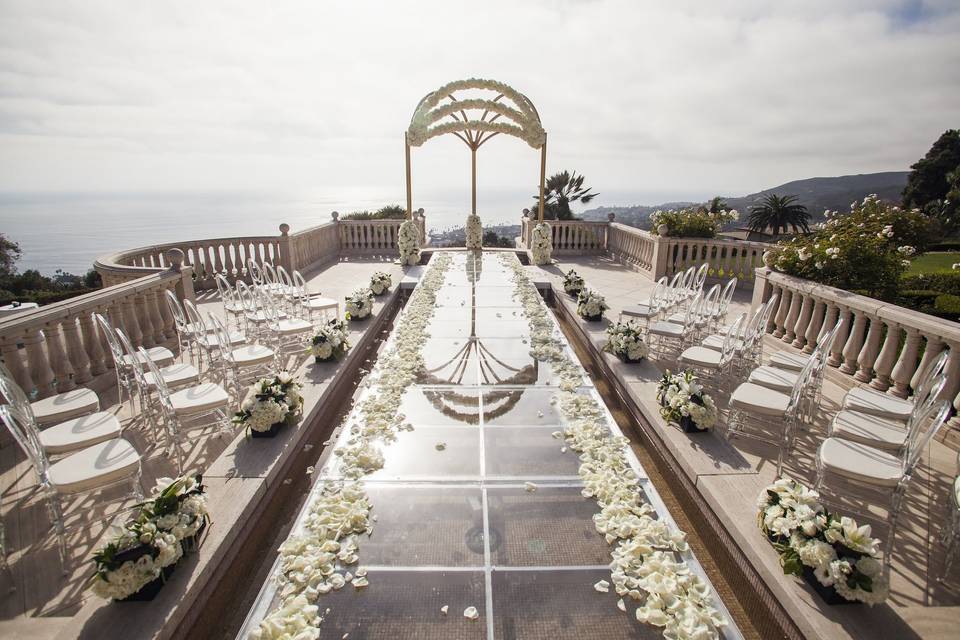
(240, 253, 742, 640)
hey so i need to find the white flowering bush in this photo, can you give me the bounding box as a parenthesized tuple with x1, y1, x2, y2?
(603, 321, 650, 362)
(530, 222, 553, 265)
(656, 370, 718, 431)
(369, 271, 392, 295)
(650, 207, 738, 238)
(758, 478, 889, 605)
(576, 288, 608, 320)
(464, 214, 483, 249)
(345, 287, 374, 320)
(233, 372, 303, 434)
(397, 219, 421, 266)
(562, 269, 585, 296)
(310, 318, 350, 362)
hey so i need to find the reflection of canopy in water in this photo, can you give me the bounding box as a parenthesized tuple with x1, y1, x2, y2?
(422, 388, 525, 425)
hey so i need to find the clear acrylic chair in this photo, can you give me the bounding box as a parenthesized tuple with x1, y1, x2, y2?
(208, 315, 275, 398)
(942, 475, 960, 579)
(648, 292, 704, 360)
(236, 279, 276, 340)
(708, 277, 738, 333)
(259, 290, 313, 356)
(182, 298, 245, 371)
(292, 270, 339, 326)
(95, 312, 174, 415)
(215, 273, 245, 330)
(164, 289, 204, 362)
(678, 312, 746, 393)
(247, 258, 264, 289)
(840, 349, 949, 422)
(620, 277, 667, 330)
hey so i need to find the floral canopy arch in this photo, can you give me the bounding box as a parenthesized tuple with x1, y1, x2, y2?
(404, 78, 549, 222)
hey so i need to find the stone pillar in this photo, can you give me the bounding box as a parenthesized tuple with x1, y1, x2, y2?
(802, 300, 825, 354)
(0, 334, 31, 391)
(79, 311, 108, 377)
(870, 321, 901, 391)
(890, 328, 921, 398)
(827, 307, 851, 368)
(840, 311, 867, 375)
(23, 326, 54, 397)
(61, 316, 92, 384)
(278, 223, 293, 274)
(782, 291, 803, 343)
(792, 295, 814, 349)
(43, 321, 75, 392)
(854, 315, 883, 383)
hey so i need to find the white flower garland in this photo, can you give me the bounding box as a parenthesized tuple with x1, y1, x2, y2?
(345, 287, 374, 320)
(530, 222, 553, 265)
(500, 253, 726, 638)
(397, 219, 421, 266)
(465, 214, 483, 250)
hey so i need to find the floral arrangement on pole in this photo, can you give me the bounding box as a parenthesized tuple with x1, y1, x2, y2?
(576, 288, 608, 321)
(650, 207, 738, 238)
(758, 477, 888, 605)
(530, 221, 553, 265)
(233, 372, 303, 437)
(345, 287, 374, 320)
(90, 475, 208, 601)
(397, 219, 421, 266)
(563, 269, 585, 296)
(655, 370, 718, 432)
(369, 272, 392, 295)
(465, 214, 483, 249)
(603, 320, 650, 362)
(310, 318, 350, 363)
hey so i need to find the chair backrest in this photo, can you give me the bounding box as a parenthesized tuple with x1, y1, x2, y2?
(276, 266, 293, 291)
(291, 270, 312, 303)
(667, 272, 684, 302)
(785, 347, 819, 420)
(114, 328, 153, 397)
(138, 347, 177, 431)
(94, 312, 128, 369)
(262, 262, 279, 287)
(247, 259, 263, 287)
(208, 314, 235, 365)
(182, 299, 209, 337)
(648, 278, 667, 311)
(903, 396, 951, 476)
(905, 374, 947, 435)
(215, 274, 236, 304)
(164, 289, 188, 332)
(758, 292, 780, 334)
(715, 277, 738, 318)
(700, 284, 722, 320)
(236, 280, 259, 313)
(680, 266, 696, 295)
(0, 362, 37, 424)
(0, 403, 48, 481)
(742, 293, 779, 353)
(915, 349, 949, 400)
(681, 292, 704, 328)
(692, 263, 709, 293)
(258, 288, 283, 324)
(720, 313, 747, 365)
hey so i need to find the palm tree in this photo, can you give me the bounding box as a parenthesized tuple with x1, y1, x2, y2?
(701, 196, 729, 214)
(747, 194, 810, 236)
(531, 170, 598, 220)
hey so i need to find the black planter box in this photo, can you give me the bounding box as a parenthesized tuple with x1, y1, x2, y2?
(802, 566, 857, 606)
(581, 314, 603, 322)
(251, 421, 283, 438)
(680, 415, 709, 433)
(119, 563, 176, 602)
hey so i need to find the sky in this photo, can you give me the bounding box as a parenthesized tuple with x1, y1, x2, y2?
(1, 0, 959, 211)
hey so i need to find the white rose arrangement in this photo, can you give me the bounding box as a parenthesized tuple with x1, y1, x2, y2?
(397, 219, 421, 266)
(656, 370, 718, 431)
(603, 321, 650, 362)
(562, 269, 585, 296)
(369, 271, 392, 295)
(345, 287, 374, 321)
(233, 372, 303, 435)
(576, 288, 608, 321)
(464, 214, 483, 250)
(530, 222, 553, 265)
(310, 318, 350, 362)
(758, 478, 888, 605)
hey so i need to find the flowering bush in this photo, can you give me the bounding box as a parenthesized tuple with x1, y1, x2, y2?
(650, 207, 738, 238)
(603, 320, 649, 362)
(758, 478, 888, 605)
(310, 318, 350, 362)
(656, 370, 718, 431)
(766, 195, 937, 299)
(397, 219, 421, 266)
(530, 222, 553, 264)
(369, 272, 392, 295)
(576, 288, 608, 320)
(562, 269, 585, 296)
(233, 372, 303, 434)
(465, 214, 483, 249)
(345, 287, 374, 320)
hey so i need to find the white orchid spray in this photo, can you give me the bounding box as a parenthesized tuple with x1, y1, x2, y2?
(530, 222, 553, 264)
(465, 214, 483, 249)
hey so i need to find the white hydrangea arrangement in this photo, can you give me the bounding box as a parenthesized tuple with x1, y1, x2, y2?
(310, 318, 350, 362)
(758, 478, 889, 605)
(465, 214, 483, 249)
(90, 475, 208, 601)
(369, 271, 392, 295)
(397, 219, 421, 266)
(233, 372, 303, 436)
(345, 287, 374, 321)
(562, 269, 585, 296)
(603, 320, 650, 362)
(656, 370, 718, 432)
(530, 222, 553, 265)
(576, 288, 608, 321)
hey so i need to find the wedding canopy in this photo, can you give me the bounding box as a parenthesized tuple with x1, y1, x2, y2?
(404, 78, 548, 221)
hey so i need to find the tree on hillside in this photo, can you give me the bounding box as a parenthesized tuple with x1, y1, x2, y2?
(747, 194, 810, 236)
(902, 129, 960, 211)
(531, 170, 598, 220)
(0, 233, 21, 276)
(700, 196, 729, 214)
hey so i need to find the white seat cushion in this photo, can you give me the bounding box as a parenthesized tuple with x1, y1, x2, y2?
(748, 366, 798, 393)
(48, 438, 140, 494)
(666, 312, 686, 324)
(32, 388, 100, 425)
(679, 346, 722, 368)
(246, 310, 287, 323)
(843, 387, 913, 421)
(831, 410, 907, 452)
(622, 303, 655, 319)
(273, 318, 313, 336)
(144, 363, 200, 390)
(701, 333, 745, 351)
(729, 382, 789, 416)
(232, 344, 275, 365)
(648, 321, 684, 337)
(170, 383, 229, 415)
(38, 411, 122, 455)
(197, 330, 245, 349)
(818, 437, 903, 487)
(768, 351, 810, 372)
(306, 296, 338, 310)
(121, 346, 175, 368)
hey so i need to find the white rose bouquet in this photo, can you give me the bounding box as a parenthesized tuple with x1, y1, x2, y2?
(397, 219, 421, 266)
(310, 318, 350, 362)
(369, 271, 392, 295)
(530, 222, 553, 265)
(655, 369, 718, 431)
(757, 477, 888, 605)
(345, 287, 374, 320)
(233, 372, 303, 436)
(465, 214, 483, 249)
(562, 269, 585, 296)
(576, 288, 608, 321)
(603, 320, 649, 362)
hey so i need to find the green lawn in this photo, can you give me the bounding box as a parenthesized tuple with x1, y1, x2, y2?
(906, 252, 960, 275)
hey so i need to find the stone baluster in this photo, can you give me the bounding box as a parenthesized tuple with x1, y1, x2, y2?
(854, 315, 883, 382)
(791, 295, 814, 349)
(135, 294, 156, 348)
(79, 311, 108, 377)
(22, 327, 54, 397)
(147, 289, 167, 345)
(42, 321, 75, 392)
(782, 291, 803, 343)
(61, 316, 92, 384)
(913, 336, 945, 392)
(840, 311, 868, 374)
(890, 328, 922, 398)
(772, 289, 790, 337)
(817, 302, 838, 345)
(0, 334, 31, 390)
(937, 342, 960, 403)
(828, 307, 851, 367)
(765, 286, 782, 334)
(802, 299, 825, 353)
(870, 321, 901, 391)
(121, 293, 143, 347)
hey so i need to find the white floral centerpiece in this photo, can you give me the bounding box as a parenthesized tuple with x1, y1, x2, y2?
(530, 222, 553, 265)
(310, 318, 350, 363)
(397, 219, 421, 266)
(345, 287, 374, 320)
(562, 269, 585, 296)
(758, 478, 889, 605)
(603, 321, 649, 362)
(233, 372, 303, 437)
(576, 288, 608, 321)
(656, 370, 718, 432)
(465, 214, 483, 250)
(369, 271, 392, 295)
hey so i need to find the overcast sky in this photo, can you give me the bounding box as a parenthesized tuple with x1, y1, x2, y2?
(1, 0, 959, 208)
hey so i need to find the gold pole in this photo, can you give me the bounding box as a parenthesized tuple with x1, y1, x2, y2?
(471, 145, 477, 215)
(405, 137, 413, 220)
(537, 134, 547, 223)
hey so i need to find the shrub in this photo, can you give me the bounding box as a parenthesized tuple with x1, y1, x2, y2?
(898, 289, 941, 309)
(900, 272, 960, 297)
(934, 294, 960, 321)
(927, 241, 960, 252)
(341, 204, 406, 221)
(650, 207, 738, 238)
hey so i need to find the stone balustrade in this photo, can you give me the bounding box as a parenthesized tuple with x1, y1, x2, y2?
(607, 223, 658, 278)
(0, 250, 194, 398)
